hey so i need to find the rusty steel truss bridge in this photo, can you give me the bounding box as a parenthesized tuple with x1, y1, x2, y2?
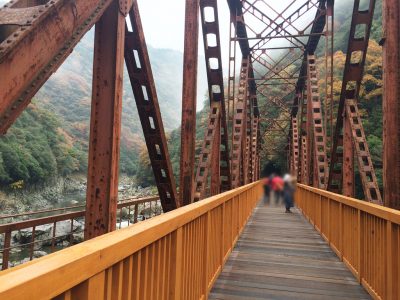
(0, 0, 400, 297)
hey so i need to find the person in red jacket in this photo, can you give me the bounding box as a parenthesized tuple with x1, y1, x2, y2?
(271, 175, 284, 204)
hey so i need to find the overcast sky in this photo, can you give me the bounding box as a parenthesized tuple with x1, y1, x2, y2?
(0, 0, 320, 71)
(135, 0, 318, 71)
(136, 0, 231, 70)
(0, 0, 324, 110)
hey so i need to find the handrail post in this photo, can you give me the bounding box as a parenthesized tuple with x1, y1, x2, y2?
(221, 202, 225, 264)
(339, 203, 343, 260)
(319, 195, 322, 232)
(386, 221, 393, 299)
(327, 197, 331, 242)
(203, 211, 211, 299)
(357, 209, 363, 283)
(170, 227, 183, 300)
(2, 230, 11, 270)
(134, 204, 138, 223)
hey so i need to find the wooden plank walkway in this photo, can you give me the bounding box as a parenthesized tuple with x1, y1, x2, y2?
(209, 200, 371, 300)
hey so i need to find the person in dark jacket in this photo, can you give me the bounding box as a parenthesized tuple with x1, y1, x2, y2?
(262, 176, 271, 205)
(283, 174, 296, 213)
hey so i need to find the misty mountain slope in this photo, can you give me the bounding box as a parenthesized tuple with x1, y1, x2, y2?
(37, 29, 206, 136)
(0, 17, 207, 184)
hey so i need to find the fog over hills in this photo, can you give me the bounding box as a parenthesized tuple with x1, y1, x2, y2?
(0, 4, 207, 182)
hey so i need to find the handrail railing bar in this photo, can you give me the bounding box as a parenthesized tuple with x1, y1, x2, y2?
(0, 182, 261, 300)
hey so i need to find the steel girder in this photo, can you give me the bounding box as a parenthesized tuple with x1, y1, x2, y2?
(297, 91, 305, 181)
(0, 0, 123, 134)
(291, 117, 300, 177)
(200, 0, 231, 193)
(231, 58, 250, 188)
(306, 55, 328, 189)
(251, 117, 259, 181)
(180, 0, 200, 206)
(292, 0, 327, 117)
(194, 0, 231, 201)
(226, 0, 259, 116)
(382, 0, 400, 209)
(0, 0, 181, 235)
(194, 103, 221, 200)
(327, 0, 382, 205)
(84, 0, 126, 240)
(124, 1, 179, 212)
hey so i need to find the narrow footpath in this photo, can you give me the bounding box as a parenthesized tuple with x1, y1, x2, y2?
(209, 199, 371, 299)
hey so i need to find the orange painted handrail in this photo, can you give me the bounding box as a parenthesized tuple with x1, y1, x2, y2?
(0, 196, 161, 270)
(0, 181, 262, 299)
(296, 184, 400, 300)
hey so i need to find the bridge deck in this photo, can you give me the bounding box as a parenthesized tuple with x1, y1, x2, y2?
(209, 199, 371, 300)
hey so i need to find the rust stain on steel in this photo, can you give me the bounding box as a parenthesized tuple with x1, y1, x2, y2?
(382, 0, 400, 209)
(291, 116, 299, 177)
(0, 0, 121, 134)
(124, 0, 179, 212)
(328, 0, 382, 204)
(231, 58, 249, 188)
(194, 103, 221, 200)
(343, 112, 355, 197)
(306, 55, 328, 189)
(179, 0, 200, 206)
(297, 91, 306, 182)
(84, 0, 126, 240)
(210, 112, 221, 196)
(194, 0, 231, 201)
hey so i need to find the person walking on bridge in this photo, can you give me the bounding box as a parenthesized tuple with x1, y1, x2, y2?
(283, 174, 296, 213)
(262, 175, 271, 205)
(271, 174, 284, 204)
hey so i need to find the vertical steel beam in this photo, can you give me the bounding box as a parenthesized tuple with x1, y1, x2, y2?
(297, 91, 306, 182)
(244, 93, 253, 184)
(342, 116, 354, 197)
(200, 0, 231, 191)
(382, 0, 400, 209)
(228, 7, 238, 179)
(231, 58, 249, 188)
(180, 0, 200, 206)
(194, 103, 221, 200)
(325, 0, 334, 153)
(291, 116, 299, 177)
(345, 100, 381, 203)
(210, 114, 221, 195)
(251, 117, 259, 181)
(306, 83, 314, 186)
(301, 135, 308, 184)
(124, 0, 179, 212)
(307, 55, 328, 189)
(85, 0, 125, 240)
(194, 0, 231, 200)
(328, 0, 382, 205)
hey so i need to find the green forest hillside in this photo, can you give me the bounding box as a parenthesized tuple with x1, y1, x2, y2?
(166, 0, 385, 196)
(0, 0, 385, 195)
(0, 26, 206, 188)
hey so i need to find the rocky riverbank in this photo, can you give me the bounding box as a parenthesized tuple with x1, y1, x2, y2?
(4, 200, 162, 268)
(0, 174, 157, 216)
(0, 174, 160, 268)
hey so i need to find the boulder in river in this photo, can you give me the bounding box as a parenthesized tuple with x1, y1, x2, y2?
(12, 220, 84, 249)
